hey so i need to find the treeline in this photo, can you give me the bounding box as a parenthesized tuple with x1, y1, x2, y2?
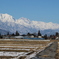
(0, 30, 59, 39)
(25, 31, 59, 39)
(0, 31, 20, 38)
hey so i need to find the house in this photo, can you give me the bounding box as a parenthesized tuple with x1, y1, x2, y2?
(14, 36, 24, 39)
(38, 36, 42, 38)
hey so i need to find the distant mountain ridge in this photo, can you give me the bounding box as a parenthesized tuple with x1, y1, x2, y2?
(0, 13, 59, 35)
(0, 29, 8, 35)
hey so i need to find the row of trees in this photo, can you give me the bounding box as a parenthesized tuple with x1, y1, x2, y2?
(0, 31, 20, 38)
(0, 30, 42, 38)
(6, 30, 59, 39)
(27, 30, 41, 37)
(49, 32, 59, 39)
(26, 31, 59, 39)
(7, 31, 20, 36)
(0, 30, 59, 39)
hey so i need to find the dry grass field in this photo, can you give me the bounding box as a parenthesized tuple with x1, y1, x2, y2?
(0, 39, 50, 52)
(0, 39, 59, 59)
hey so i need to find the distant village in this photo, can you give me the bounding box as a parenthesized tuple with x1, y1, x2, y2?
(0, 30, 59, 40)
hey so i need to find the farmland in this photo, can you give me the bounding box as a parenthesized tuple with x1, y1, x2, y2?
(0, 39, 59, 59)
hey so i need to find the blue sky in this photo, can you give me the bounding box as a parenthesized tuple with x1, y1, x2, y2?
(0, 0, 59, 23)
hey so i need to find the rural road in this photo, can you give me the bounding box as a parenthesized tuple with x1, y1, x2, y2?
(31, 42, 58, 59)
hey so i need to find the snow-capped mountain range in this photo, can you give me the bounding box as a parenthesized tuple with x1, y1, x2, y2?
(0, 13, 59, 35)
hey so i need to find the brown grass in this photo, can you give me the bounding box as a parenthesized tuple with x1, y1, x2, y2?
(0, 39, 59, 59)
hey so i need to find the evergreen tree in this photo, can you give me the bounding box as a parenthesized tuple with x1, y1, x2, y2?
(15, 31, 19, 36)
(7, 32, 9, 35)
(11, 33, 15, 36)
(27, 32, 31, 36)
(0, 33, 3, 38)
(44, 34, 47, 39)
(38, 30, 41, 36)
(55, 32, 59, 36)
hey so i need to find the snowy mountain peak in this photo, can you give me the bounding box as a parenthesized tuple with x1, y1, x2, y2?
(0, 13, 15, 22)
(16, 17, 31, 25)
(19, 17, 30, 22)
(0, 13, 59, 35)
